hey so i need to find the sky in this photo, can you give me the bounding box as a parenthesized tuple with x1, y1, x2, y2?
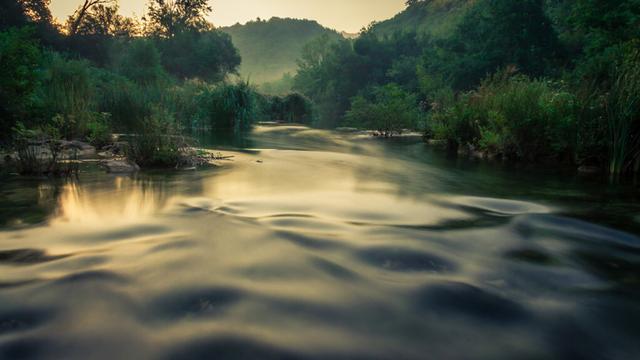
(49, 0, 407, 33)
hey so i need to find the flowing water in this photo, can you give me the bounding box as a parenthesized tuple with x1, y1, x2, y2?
(1, 125, 639, 359)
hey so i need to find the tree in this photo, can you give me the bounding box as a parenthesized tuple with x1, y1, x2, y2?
(113, 39, 166, 85)
(22, 0, 52, 24)
(293, 30, 425, 127)
(72, 3, 139, 37)
(345, 83, 421, 135)
(1, 0, 52, 30)
(569, 0, 640, 55)
(422, 0, 562, 90)
(144, 0, 212, 38)
(156, 30, 240, 81)
(1, 1, 59, 47)
(66, 0, 115, 36)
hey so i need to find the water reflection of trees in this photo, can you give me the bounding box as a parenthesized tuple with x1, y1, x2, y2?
(54, 174, 202, 224)
(0, 172, 205, 228)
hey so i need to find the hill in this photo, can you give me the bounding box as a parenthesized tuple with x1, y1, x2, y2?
(371, 0, 474, 38)
(221, 17, 342, 83)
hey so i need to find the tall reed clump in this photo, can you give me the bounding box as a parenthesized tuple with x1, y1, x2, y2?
(605, 50, 640, 176)
(162, 79, 210, 130)
(42, 54, 96, 139)
(197, 81, 258, 132)
(96, 73, 155, 132)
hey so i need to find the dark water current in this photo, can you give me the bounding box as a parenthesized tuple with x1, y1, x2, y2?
(1, 125, 639, 359)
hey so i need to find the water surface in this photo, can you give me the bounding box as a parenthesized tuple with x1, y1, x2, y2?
(1, 125, 639, 359)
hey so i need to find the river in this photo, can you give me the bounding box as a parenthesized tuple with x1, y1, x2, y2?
(1, 125, 639, 359)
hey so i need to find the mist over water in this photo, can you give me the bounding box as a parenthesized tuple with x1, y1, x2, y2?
(1, 125, 639, 359)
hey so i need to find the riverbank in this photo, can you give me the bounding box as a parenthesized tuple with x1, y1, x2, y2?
(0, 138, 236, 177)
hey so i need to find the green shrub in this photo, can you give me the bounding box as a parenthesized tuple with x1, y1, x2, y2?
(428, 98, 479, 148)
(125, 108, 189, 168)
(429, 70, 579, 161)
(345, 84, 422, 136)
(86, 113, 112, 148)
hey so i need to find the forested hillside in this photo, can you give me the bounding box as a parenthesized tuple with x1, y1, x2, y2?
(221, 17, 342, 83)
(370, 0, 473, 38)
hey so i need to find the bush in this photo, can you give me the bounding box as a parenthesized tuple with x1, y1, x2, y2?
(345, 84, 422, 136)
(429, 70, 579, 161)
(85, 113, 112, 148)
(125, 108, 189, 168)
(429, 102, 479, 150)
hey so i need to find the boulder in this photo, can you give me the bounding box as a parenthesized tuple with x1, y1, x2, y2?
(60, 140, 96, 158)
(102, 142, 128, 155)
(427, 139, 447, 147)
(100, 160, 140, 174)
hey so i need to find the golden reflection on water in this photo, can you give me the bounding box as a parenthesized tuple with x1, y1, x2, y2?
(48, 146, 467, 229)
(53, 177, 174, 225)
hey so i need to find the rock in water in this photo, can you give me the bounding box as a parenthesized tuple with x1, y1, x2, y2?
(578, 165, 601, 174)
(60, 140, 96, 158)
(100, 160, 140, 174)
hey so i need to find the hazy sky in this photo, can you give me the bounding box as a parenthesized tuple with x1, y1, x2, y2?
(49, 0, 406, 33)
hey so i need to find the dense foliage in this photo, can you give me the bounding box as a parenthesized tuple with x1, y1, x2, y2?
(0, 27, 42, 138)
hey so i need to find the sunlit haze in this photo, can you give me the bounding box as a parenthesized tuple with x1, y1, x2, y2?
(49, 0, 406, 32)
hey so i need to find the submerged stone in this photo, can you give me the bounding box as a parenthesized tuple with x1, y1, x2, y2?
(100, 160, 140, 174)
